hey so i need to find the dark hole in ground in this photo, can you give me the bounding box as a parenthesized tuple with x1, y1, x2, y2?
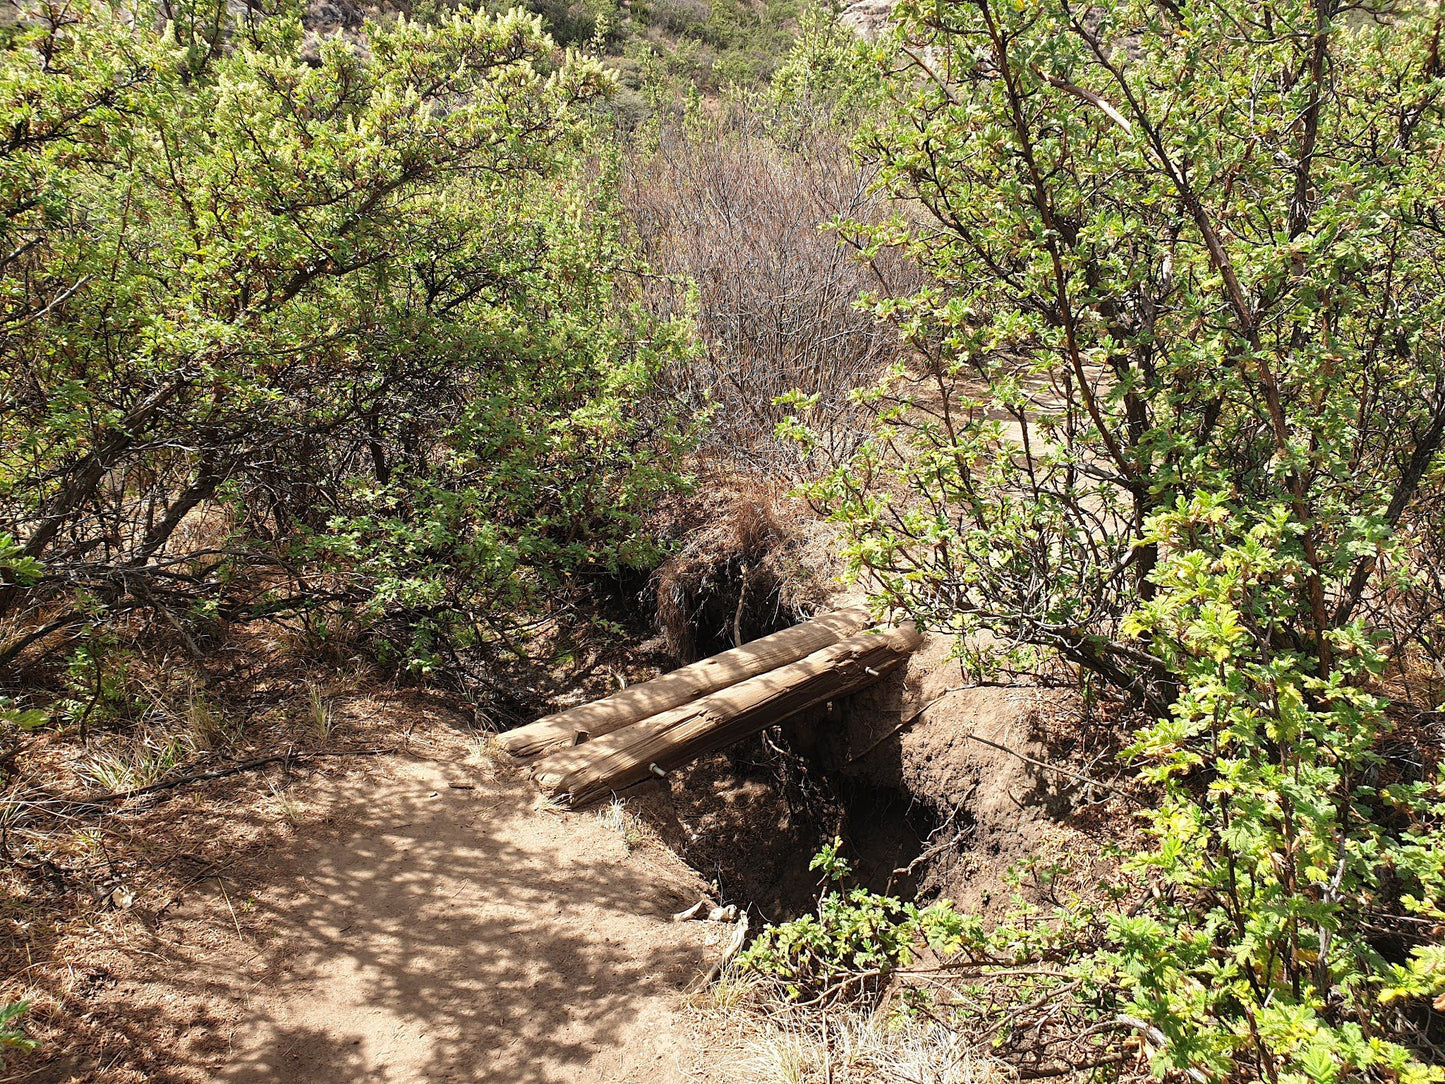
(832, 776, 943, 902)
(637, 541, 939, 921)
(646, 730, 943, 923)
(660, 557, 798, 661)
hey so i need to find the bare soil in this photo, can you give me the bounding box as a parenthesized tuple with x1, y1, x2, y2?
(4, 629, 1135, 1084)
(836, 636, 1139, 915)
(8, 696, 725, 1084)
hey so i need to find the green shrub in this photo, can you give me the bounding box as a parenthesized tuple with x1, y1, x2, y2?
(739, 838, 968, 1000)
(796, 0, 1445, 705)
(1098, 502, 1445, 1083)
(777, 0, 1445, 1076)
(0, 1002, 39, 1066)
(0, 0, 693, 696)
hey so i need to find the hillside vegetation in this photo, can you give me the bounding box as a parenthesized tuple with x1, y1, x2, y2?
(1, 0, 695, 708)
(780, 2, 1445, 1077)
(3, 0, 1445, 1081)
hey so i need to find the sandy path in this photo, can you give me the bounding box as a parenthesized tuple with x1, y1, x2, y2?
(49, 733, 720, 1083)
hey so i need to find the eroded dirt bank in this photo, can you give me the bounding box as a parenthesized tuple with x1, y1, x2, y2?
(622, 632, 1129, 926)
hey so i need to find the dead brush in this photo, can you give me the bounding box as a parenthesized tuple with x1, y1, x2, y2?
(655, 490, 818, 660)
(690, 989, 1011, 1084)
(621, 103, 923, 482)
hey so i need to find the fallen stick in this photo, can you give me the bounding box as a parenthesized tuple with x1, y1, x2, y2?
(498, 605, 871, 757)
(693, 913, 751, 991)
(11, 746, 395, 819)
(533, 623, 921, 807)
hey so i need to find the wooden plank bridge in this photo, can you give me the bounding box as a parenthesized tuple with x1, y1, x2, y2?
(500, 608, 922, 807)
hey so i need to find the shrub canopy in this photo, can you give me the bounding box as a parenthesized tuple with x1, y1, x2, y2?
(0, 0, 692, 688)
(781, 0, 1445, 1077)
(804, 0, 1445, 708)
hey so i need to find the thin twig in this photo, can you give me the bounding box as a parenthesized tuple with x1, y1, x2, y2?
(213, 874, 246, 943)
(1113, 1015, 1209, 1084)
(846, 687, 963, 763)
(961, 733, 1140, 805)
(12, 746, 395, 817)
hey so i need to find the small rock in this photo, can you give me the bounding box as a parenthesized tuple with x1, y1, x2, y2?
(108, 887, 135, 910)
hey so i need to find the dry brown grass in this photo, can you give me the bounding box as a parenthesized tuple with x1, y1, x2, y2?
(654, 485, 837, 662)
(685, 974, 1013, 1084)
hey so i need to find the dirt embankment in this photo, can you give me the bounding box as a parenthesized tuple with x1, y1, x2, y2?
(832, 635, 1130, 914)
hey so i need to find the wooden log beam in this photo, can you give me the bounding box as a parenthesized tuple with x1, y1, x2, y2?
(498, 606, 871, 758)
(533, 623, 922, 807)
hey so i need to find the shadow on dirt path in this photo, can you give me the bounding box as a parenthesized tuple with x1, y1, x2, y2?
(55, 730, 719, 1084)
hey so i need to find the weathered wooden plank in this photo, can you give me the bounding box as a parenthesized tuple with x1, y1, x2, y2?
(497, 606, 871, 758)
(533, 623, 921, 807)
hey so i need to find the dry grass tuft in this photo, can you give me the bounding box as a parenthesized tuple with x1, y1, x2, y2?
(596, 796, 649, 853)
(465, 731, 512, 777)
(655, 487, 830, 661)
(531, 791, 570, 815)
(686, 983, 1011, 1084)
(267, 779, 306, 826)
(77, 729, 195, 794)
(303, 680, 337, 741)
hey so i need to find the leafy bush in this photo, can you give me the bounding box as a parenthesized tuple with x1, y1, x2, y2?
(775, 0, 1445, 1077)
(0, 1002, 39, 1065)
(739, 838, 967, 1000)
(1102, 502, 1445, 1082)
(0, 0, 692, 702)
(752, 562, 1445, 1076)
(795, 0, 1445, 706)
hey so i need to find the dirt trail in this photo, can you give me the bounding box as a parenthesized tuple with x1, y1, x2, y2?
(38, 723, 722, 1083)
